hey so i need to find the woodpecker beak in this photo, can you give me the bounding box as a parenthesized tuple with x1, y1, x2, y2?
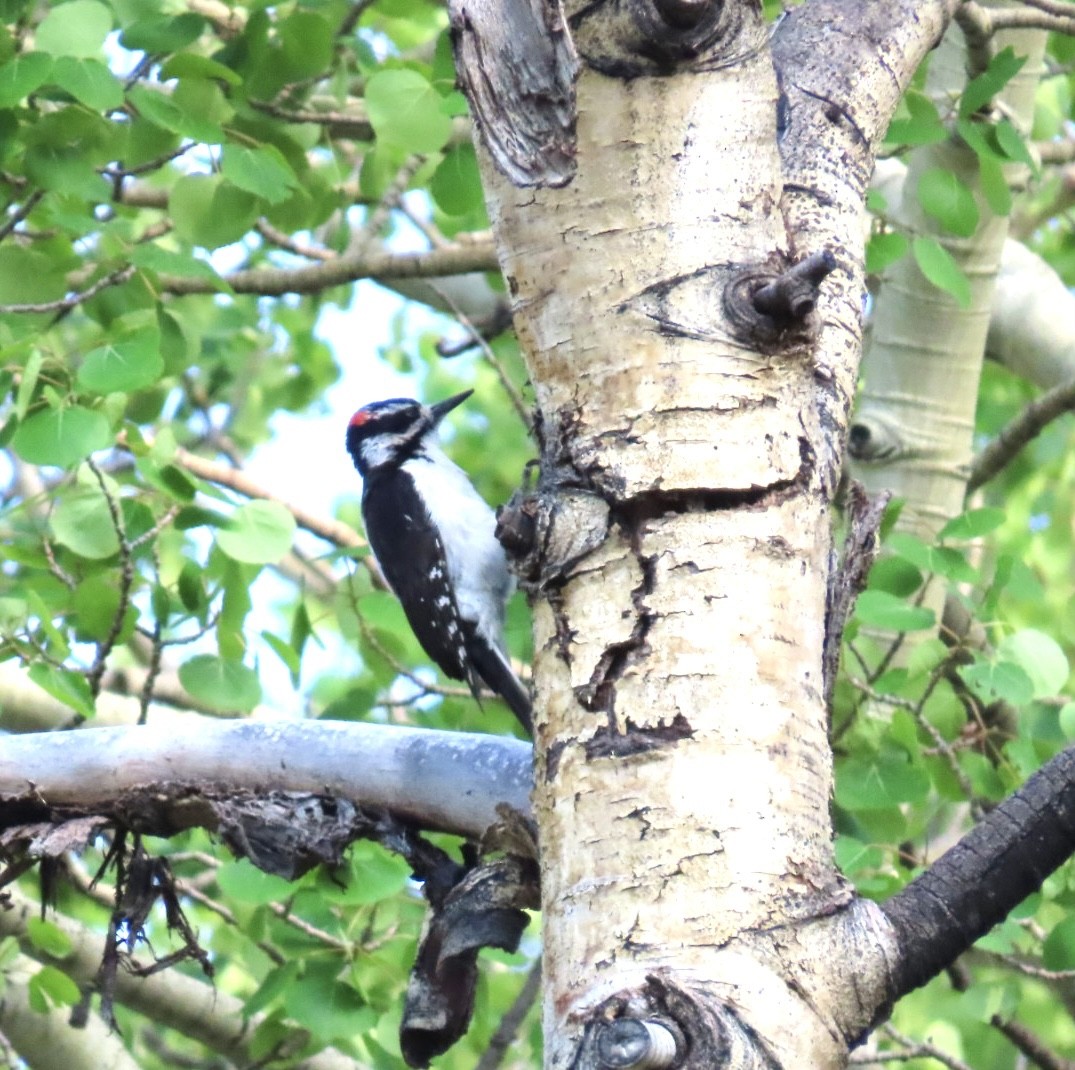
(429, 389, 474, 424)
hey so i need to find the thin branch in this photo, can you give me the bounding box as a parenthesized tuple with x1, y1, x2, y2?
(158, 242, 500, 297)
(255, 219, 336, 262)
(851, 1025, 974, 1069)
(345, 154, 428, 259)
(84, 460, 135, 701)
(0, 190, 43, 243)
(990, 1015, 1075, 1070)
(882, 746, 1075, 1002)
(475, 959, 542, 1070)
(169, 444, 369, 553)
(967, 378, 1075, 492)
(0, 265, 136, 315)
(428, 280, 532, 430)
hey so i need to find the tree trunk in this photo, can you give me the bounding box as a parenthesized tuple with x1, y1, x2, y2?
(450, 0, 957, 1065)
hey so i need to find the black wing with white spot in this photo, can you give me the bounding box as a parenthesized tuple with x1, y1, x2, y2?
(361, 468, 476, 693)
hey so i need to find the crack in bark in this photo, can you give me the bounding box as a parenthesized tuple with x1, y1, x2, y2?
(575, 552, 658, 717)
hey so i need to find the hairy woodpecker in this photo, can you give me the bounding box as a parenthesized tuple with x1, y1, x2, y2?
(346, 390, 532, 734)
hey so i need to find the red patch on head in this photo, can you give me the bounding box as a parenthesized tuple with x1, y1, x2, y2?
(349, 409, 372, 428)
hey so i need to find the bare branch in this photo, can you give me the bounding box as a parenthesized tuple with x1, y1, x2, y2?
(475, 959, 542, 1070)
(159, 241, 500, 296)
(0, 720, 533, 839)
(967, 377, 1075, 492)
(991, 1015, 1075, 1070)
(0, 265, 135, 315)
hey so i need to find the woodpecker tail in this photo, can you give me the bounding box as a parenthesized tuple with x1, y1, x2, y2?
(463, 627, 533, 735)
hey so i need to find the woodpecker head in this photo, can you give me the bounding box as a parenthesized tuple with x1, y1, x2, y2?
(346, 390, 473, 475)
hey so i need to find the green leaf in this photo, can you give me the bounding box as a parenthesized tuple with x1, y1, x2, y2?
(284, 965, 376, 1043)
(127, 84, 223, 143)
(867, 556, 923, 597)
(884, 91, 946, 146)
(854, 590, 935, 632)
(120, 13, 206, 53)
(130, 243, 224, 284)
(28, 965, 81, 1012)
(0, 52, 52, 107)
(332, 842, 410, 905)
(50, 488, 119, 559)
(221, 144, 298, 204)
(912, 237, 971, 308)
(836, 753, 932, 810)
(865, 231, 909, 275)
(978, 154, 1012, 216)
(1044, 916, 1075, 969)
(0, 936, 19, 971)
(178, 654, 261, 713)
(160, 52, 242, 86)
(170, 174, 260, 249)
(50, 56, 123, 110)
(177, 560, 206, 612)
(365, 69, 453, 154)
(0, 247, 67, 305)
(278, 11, 334, 79)
(262, 629, 301, 680)
(35, 0, 112, 57)
(243, 961, 301, 1019)
(430, 144, 484, 216)
(72, 575, 134, 642)
(78, 331, 164, 395)
(960, 47, 1027, 118)
(916, 168, 979, 238)
(959, 659, 1035, 707)
(15, 349, 43, 421)
(217, 500, 297, 565)
(1059, 702, 1075, 741)
(27, 663, 95, 720)
(998, 630, 1069, 698)
(938, 507, 1006, 541)
(26, 918, 73, 960)
(994, 118, 1036, 171)
(12, 406, 111, 467)
(216, 859, 294, 903)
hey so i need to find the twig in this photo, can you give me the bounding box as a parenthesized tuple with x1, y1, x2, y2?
(84, 460, 135, 700)
(0, 264, 136, 315)
(969, 947, 1075, 983)
(873, 1024, 976, 1070)
(967, 378, 1075, 492)
(255, 220, 336, 262)
(429, 280, 531, 431)
(170, 445, 368, 553)
(475, 959, 542, 1070)
(158, 241, 500, 297)
(346, 155, 428, 259)
(0, 189, 43, 243)
(990, 1015, 1075, 1070)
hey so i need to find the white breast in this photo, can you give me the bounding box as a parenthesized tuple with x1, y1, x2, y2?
(404, 446, 514, 646)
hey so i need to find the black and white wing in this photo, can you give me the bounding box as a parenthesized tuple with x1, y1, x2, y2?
(362, 468, 475, 691)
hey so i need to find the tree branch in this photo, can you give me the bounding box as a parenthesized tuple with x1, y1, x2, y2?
(159, 242, 500, 296)
(0, 958, 141, 1070)
(990, 1015, 1075, 1070)
(967, 377, 1075, 492)
(881, 746, 1075, 1002)
(0, 889, 360, 1070)
(172, 445, 365, 552)
(0, 721, 532, 839)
